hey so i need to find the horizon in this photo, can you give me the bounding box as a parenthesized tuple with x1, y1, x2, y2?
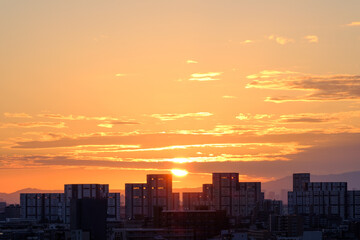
(1, 0, 360, 193)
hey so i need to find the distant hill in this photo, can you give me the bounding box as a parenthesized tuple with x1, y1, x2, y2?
(2, 171, 359, 204)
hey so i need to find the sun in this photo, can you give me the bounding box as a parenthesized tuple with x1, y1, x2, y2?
(171, 169, 188, 177)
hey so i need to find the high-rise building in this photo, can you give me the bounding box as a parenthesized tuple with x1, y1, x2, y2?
(172, 193, 180, 210)
(212, 173, 239, 216)
(288, 173, 350, 220)
(125, 183, 148, 219)
(183, 192, 202, 210)
(146, 174, 173, 217)
(293, 173, 310, 192)
(238, 182, 262, 216)
(20, 185, 120, 224)
(20, 193, 64, 223)
(107, 193, 121, 222)
(64, 184, 109, 223)
(70, 198, 107, 240)
(347, 190, 360, 219)
(202, 184, 213, 202)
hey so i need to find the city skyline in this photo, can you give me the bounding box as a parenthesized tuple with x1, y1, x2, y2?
(1, 0, 360, 193)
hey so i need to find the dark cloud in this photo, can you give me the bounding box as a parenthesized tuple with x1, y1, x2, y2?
(247, 73, 360, 102)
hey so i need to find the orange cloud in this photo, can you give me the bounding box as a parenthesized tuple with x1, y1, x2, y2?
(240, 40, 254, 44)
(222, 95, 237, 99)
(186, 60, 198, 64)
(189, 72, 222, 81)
(304, 35, 319, 43)
(4, 112, 32, 118)
(268, 35, 294, 45)
(0, 122, 66, 129)
(347, 22, 360, 26)
(246, 71, 360, 102)
(150, 112, 213, 121)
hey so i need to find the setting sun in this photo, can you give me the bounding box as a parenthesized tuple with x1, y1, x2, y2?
(171, 169, 188, 177)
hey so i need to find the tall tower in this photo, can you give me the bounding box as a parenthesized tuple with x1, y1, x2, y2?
(212, 173, 239, 216)
(146, 174, 173, 217)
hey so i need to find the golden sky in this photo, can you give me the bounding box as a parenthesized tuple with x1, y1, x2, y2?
(1, 0, 360, 192)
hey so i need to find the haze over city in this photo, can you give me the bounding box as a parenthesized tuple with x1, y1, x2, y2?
(1, 0, 360, 193)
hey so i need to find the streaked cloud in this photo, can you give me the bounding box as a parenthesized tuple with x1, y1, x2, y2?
(98, 120, 139, 128)
(150, 112, 213, 121)
(4, 112, 32, 118)
(268, 35, 294, 45)
(347, 21, 360, 26)
(38, 113, 119, 121)
(189, 72, 222, 81)
(0, 122, 66, 129)
(246, 71, 360, 102)
(304, 35, 319, 43)
(222, 95, 237, 99)
(186, 60, 198, 64)
(236, 113, 273, 121)
(278, 113, 337, 123)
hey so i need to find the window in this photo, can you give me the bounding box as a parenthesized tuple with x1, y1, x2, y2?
(133, 187, 140, 189)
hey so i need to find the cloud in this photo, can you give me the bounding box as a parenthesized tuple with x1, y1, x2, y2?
(38, 113, 118, 121)
(98, 120, 140, 128)
(236, 113, 273, 121)
(347, 22, 360, 27)
(268, 35, 294, 45)
(189, 72, 222, 81)
(115, 73, 127, 77)
(246, 71, 360, 102)
(0, 122, 66, 129)
(304, 35, 319, 43)
(240, 40, 254, 44)
(150, 112, 213, 121)
(4, 112, 32, 118)
(222, 95, 237, 99)
(278, 113, 337, 123)
(186, 60, 198, 64)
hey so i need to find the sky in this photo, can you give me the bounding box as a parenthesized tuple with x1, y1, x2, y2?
(0, 0, 360, 192)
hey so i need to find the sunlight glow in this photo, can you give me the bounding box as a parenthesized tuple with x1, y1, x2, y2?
(171, 169, 188, 177)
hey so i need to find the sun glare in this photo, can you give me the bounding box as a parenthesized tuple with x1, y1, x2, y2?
(171, 169, 188, 177)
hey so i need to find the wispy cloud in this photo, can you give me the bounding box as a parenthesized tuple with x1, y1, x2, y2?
(222, 95, 237, 99)
(268, 35, 294, 45)
(0, 122, 66, 129)
(115, 73, 127, 77)
(278, 113, 337, 123)
(240, 40, 254, 44)
(186, 60, 198, 64)
(347, 21, 360, 26)
(189, 72, 222, 81)
(246, 71, 360, 102)
(4, 112, 32, 118)
(38, 113, 128, 122)
(236, 113, 273, 121)
(98, 120, 140, 128)
(304, 35, 319, 43)
(150, 112, 213, 121)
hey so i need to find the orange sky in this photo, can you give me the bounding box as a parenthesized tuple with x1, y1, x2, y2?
(1, 0, 360, 193)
